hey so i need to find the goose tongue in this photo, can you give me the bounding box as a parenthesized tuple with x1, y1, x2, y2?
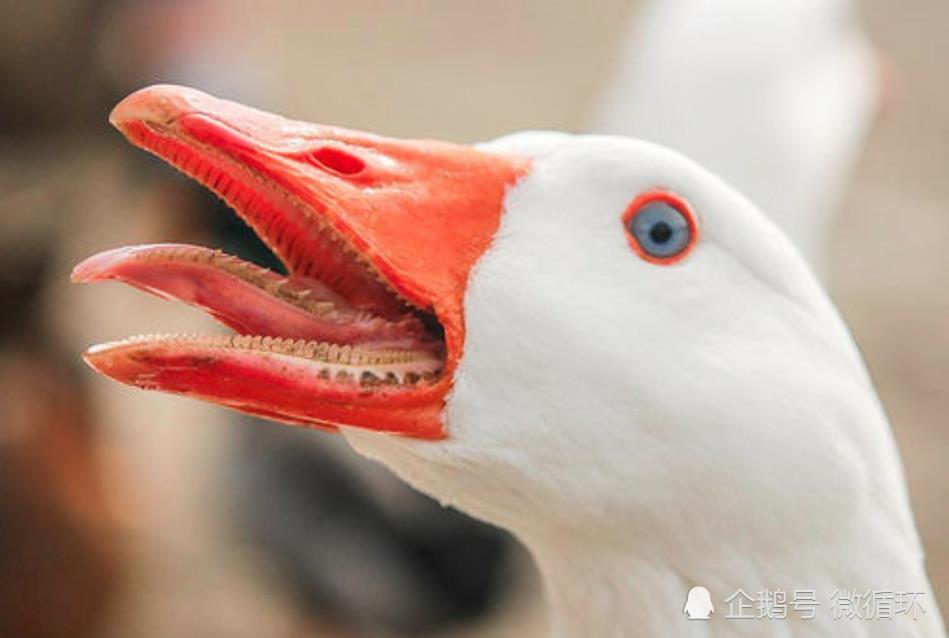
(72, 244, 428, 349)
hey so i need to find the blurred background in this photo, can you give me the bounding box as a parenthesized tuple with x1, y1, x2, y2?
(0, 1, 946, 636)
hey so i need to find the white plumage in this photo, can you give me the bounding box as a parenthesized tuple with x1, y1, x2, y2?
(347, 132, 945, 637)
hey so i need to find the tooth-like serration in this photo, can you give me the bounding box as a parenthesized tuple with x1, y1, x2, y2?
(92, 333, 442, 387)
(107, 124, 445, 387)
(134, 121, 422, 314)
(127, 244, 375, 322)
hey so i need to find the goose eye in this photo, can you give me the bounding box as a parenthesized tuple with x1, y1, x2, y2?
(622, 192, 697, 264)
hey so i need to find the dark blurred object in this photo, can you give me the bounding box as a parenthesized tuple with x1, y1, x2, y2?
(236, 423, 511, 636)
(0, 239, 124, 638)
(0, 0, 117, 135)
(0, 349, 124, 638)
(0, 237, 53, 341)
(194, 189, 513, 635)
(0, 17, 126, 617)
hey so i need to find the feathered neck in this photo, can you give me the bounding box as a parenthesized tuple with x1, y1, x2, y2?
(517, 469, 945, 638)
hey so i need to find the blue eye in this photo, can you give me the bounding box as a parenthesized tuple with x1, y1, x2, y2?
(622, 193, 696, 263)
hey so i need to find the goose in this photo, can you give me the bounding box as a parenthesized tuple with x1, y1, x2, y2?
(587, 0, 880, 274)
(73, 85, 944, 637)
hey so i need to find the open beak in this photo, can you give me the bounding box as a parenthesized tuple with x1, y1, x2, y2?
(73, 85, 528, 439)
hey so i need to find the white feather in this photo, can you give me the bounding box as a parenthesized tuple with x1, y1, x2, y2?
(345, 134, 944, 637)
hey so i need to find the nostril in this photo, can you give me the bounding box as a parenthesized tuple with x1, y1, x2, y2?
(307, 146, 366, 175)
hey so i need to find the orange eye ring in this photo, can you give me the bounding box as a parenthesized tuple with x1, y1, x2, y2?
(621, 190, 699, 265)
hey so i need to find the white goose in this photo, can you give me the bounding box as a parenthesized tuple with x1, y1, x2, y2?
(75, 86, 943, 637)
(587, 0, 880, 274)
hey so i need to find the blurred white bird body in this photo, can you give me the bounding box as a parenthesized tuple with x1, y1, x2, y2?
(588, 0, 879, 274)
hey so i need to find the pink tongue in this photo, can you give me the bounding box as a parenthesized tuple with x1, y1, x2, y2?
(71, 244, 424, 346)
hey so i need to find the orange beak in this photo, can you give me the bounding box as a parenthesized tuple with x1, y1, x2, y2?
(73, 85, 528, 439)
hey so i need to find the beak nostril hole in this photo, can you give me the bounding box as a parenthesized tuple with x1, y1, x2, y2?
(308, 146, 366, 175)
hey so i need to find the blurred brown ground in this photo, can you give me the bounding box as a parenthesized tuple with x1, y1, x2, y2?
(0, 1, 946, 636)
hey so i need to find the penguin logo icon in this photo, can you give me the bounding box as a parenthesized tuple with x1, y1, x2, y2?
(683, 586, 714, 620)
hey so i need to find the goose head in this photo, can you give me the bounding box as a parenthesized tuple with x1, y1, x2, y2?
(74, 86, 941, 635)
(349, 128, 867, 527)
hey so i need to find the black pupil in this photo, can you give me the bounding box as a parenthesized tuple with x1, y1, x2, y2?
(649, 221, 673, 244)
